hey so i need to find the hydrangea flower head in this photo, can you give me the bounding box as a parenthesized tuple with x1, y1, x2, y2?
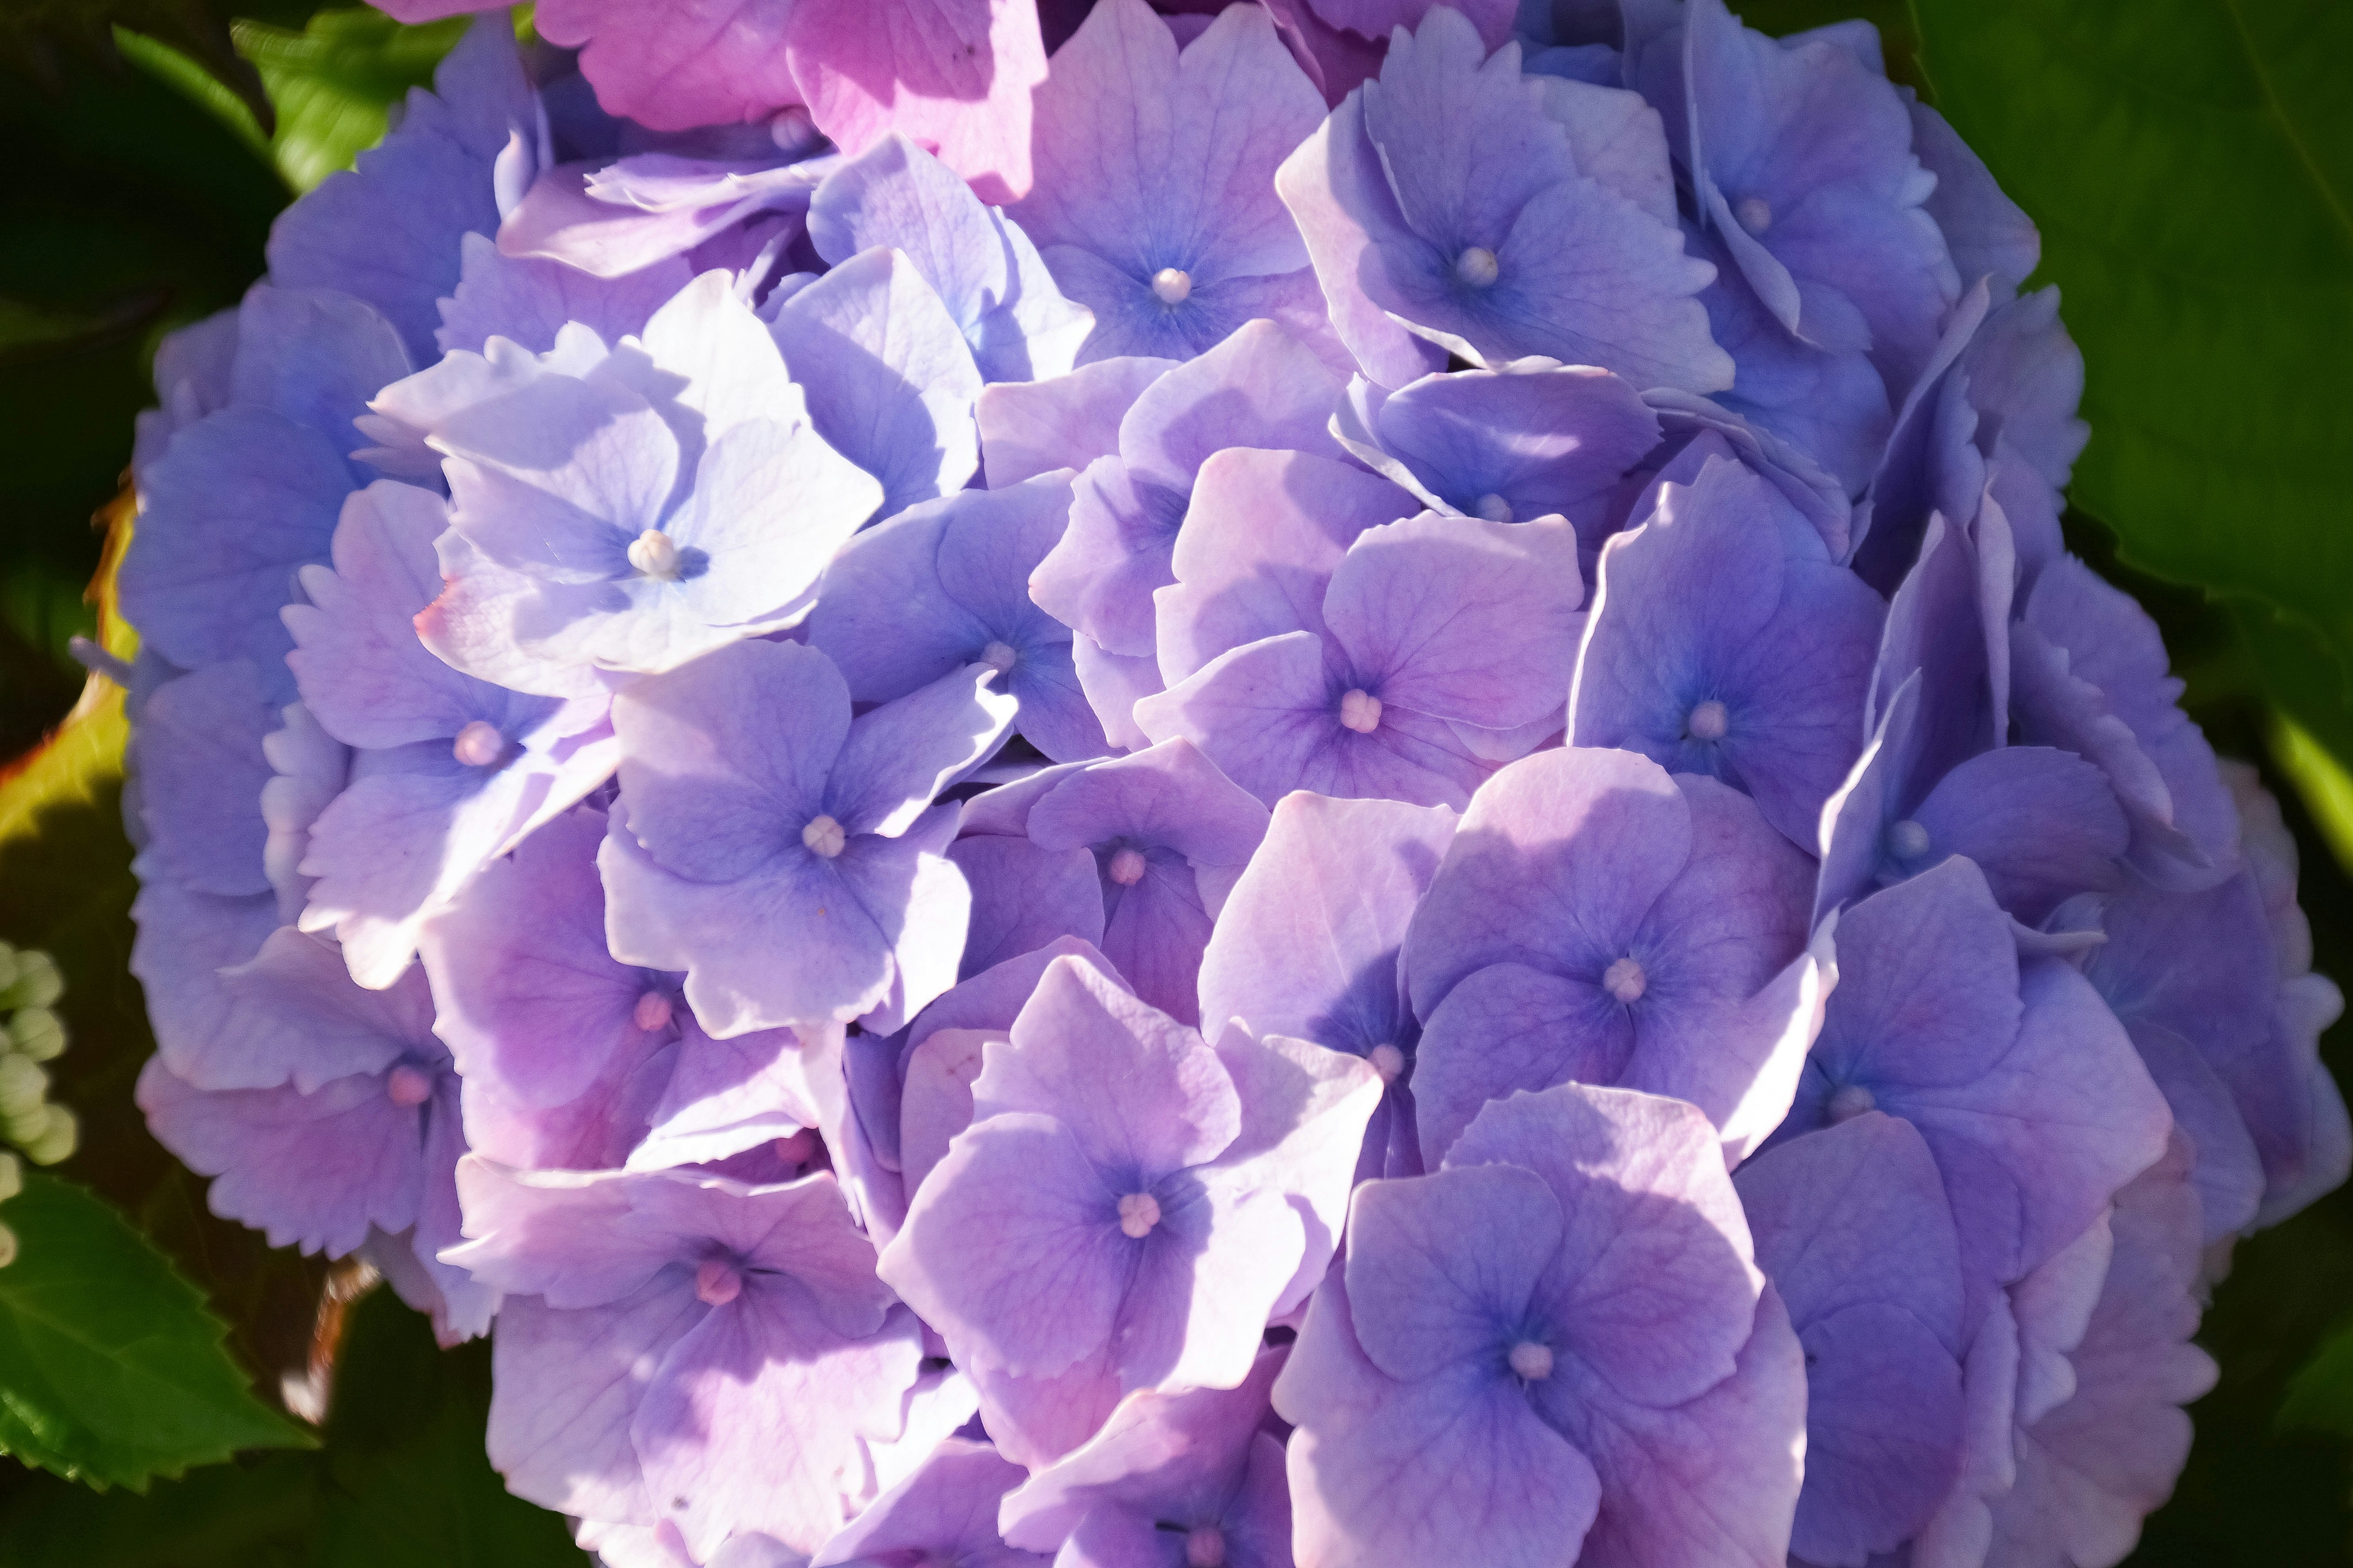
(285, 480, 618, 987)
(418, 277, 884, 684)
(1734, 1110, 1968, 1561)
(120, 285, 409, 695)
(1773, 858, 2172, 1317)
(1276, 1081, 1805, 1568)
(808, 474, 1109, 763)
(1403, 745, 1826, 1164)
(1139, 496, 1587, 809)
(1278, 6, 1729, 390)
(807, 133, 1095, 384)
(449, 1161, 922, 1557)
(1013, 0, 1335, 363)
(998, 1347, 1294, 1565)
(951, 738, 1271, 1024)
(114, 5, 2347, 1563)
(1569, 443, 1885, 850)
(879, 956, 1380, 1461)
(137, 933, 493, 1342)
(380, 0, 1048, 204)
(600, 638, 1014, 1037)
(1329, 358, 1662, 553)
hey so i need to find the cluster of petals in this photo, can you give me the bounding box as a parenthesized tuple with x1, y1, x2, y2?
(113, 5, 2343, 1568)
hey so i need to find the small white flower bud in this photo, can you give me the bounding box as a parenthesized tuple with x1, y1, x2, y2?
(1602, 956, 1647, 1004)
(452, 720, 505, 768)
(387, 1065, 436, 1107)
(696, 1257, 743, 1306)
(1454, 246, 1500, 287)
(628, 528, 685, 581)
(1685, 699, 1730, 742)
(1828, 1084, 1878, 1123)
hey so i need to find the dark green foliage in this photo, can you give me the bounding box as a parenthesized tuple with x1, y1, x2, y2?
(0, 35, 288, 760)
(310, 1288, 585, 1566)
(0, 1173, 316, 1488)
(1910, 0, 2353, 771)
(0, 1288, 587, 1565)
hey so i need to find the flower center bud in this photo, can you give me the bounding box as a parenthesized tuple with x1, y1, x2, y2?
(629, 528, 685, 581)
(1473, 493, 1515, 523)
(1108, 846, 1149, 886)
(774, 1128, 819, 1166)
(1151, 267, 1194, 305)
(1509, 1340, 1555, 1381)
(981, 640, 1019, 674)
(802, 815, 847, 858)
(768, 105, 820, 155)
(451, 720, 505, 768)
(1454, 246, 1500, 288)
(1339, 688, 1383, 734)
(1827, 1083, 1877, 1123)
(1602, 956, 1647, 1004)
(1735, 196, 1773, 235)
(1886, 818, 1932, 861)
(1685, 699, 1729, 741)
(385, 1064, 434, 1107)
(1185, 1526, 1228, 1568)
(695, 1257, 742, 1307)
(1118, 1191, 1162, 1239)
(1368, 1043, 1407, 1083)
(634, 990, 674, 1032)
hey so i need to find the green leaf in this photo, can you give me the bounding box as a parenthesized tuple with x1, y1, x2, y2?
(1909, 0, 2353, 748)
(231, 8, 474, 194)
(109, 22, 274, 168)
(2280, 1314, 2353, 1442)
(113, 8, 473, 197)
(2275, 718, 2353, 881)
(0, 1173, 315, 1489)
(0, 1286, 589, 1563)
(0, 1284, 586, 1565)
